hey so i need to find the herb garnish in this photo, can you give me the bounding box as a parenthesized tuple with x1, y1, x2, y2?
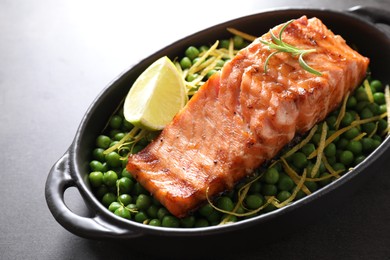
(260, 19, 322, 76)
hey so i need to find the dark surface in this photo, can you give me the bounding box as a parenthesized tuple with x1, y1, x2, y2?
(1, 0, 390, 259)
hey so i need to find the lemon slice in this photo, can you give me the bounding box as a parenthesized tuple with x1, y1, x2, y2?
(123, 56, 187, 131)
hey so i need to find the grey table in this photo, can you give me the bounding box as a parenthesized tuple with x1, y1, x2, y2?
(1, 0, 390, 259)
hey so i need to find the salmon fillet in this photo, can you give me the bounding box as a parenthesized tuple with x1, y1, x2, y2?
(127, 16, 369, 218)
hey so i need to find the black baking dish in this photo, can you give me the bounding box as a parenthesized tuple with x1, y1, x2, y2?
(45, 5, 390, 256)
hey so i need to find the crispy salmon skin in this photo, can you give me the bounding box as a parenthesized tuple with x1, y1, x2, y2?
(126, 16, 369, 218)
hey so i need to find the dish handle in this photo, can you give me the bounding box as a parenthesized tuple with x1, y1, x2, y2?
(45, 152, 142, 239)
(348, 5, 390, 37)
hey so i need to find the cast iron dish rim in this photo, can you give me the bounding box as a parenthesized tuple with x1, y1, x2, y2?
(48, 6, 390, 238)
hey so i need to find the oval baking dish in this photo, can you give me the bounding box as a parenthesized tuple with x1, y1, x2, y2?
(45, 5, 390, 255)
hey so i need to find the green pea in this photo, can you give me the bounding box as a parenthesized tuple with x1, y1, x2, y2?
(361, 137, 376, 152)
(135, 194, 152, 210)
(149, 219, 161, 226)
(337, 138, 349, 149)
(185, 46, 200, 60)
(125, 203, 137, 214)
(355, 102, 368, 114)
(332, 162, 346, 173)
(370, 80, 383, 92)
(327, 130, 340, 143)
(215, 59, 225, 69)
(133, 182, 148, 195)
(360, 107, 374, 119)
(222, 214, 238, 223)
(291, 152, 308, 169)
(311, 133, 321, 146)
(346, 96, 357, 109)
(92, 148, 106, 162)
(207, 210, 221, 223)
(109, 141, 119, 148)
(199, 45, 209, 53)
(219, 39, 230, 49)
(134, 211, 148, 223)
(276, 191, 291, 202)
(117, 177, 133, 194)
(194, 218, 209, 227)
(249, 181, 262, 193)
(261, 184, 278, 196)
(180, 57, 192, 69)
(108, 201, 122, 212)
(343, 127, 360, 140)
(89, 160, 105, 172)
(121, 168, 133, 179)
(105, 151, 122, 168)
(304, 181, 318, 192)
(361, 122, 376, 135)
(278, 176, 294, 191)
(118, 194, 132, 206)
(180, 216, 196, 228)
(120, 155, 129, 168)
(96, 135, 111, 149)
(302, 143, 316, 157)
(346, 140, 362, 155)
(306, 162, 322, 177)
(113, 132, 125, 141)
(355, 87, 368, 101)
(373, 139, 381, 150)
(89, 171, 103, 188)
(373, 92, 385, 105)
(372, 134, 382, 142)
(206, 69, 217, 79)
(321, 162, 328, 174)
(351, 110, 360, 118)
(109, 115, 122, 129)
(263, 167, 280, 184)
(102, 192, 117, 207)
(378, 119, 388, 133)
(95, 185, 109, 199)
(186, 73, 199, 82)
(162, 215, 180, 228)
(379, 104, 387, 114)
(110, 129, 121, 139)
(234, 205, 246, 215)
(367, 103, 381, 115)
(216, 196, 234, 211)
(114, 206, 131, 219)
(192, 57, 201, 65)
(339, 150, 354, 166)
(341, 112, 354, 127)
(245, 194, 264, 209)
(233, 35, 244, 48)
(122, 119, 133, 131)
(103, 170, 118, 187)
(157, 208, 169, 220)
(146, 205, 159, 218)
(199, 204, 214, 217)
(324, 143, 336, 157)
(130, 144, 144, 155)
(326, 115, 337, 129)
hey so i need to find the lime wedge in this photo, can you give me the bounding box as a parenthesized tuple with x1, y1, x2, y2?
(123, 56, 187, 131)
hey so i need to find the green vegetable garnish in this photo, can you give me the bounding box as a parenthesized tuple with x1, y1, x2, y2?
(260, 19, 322, 76)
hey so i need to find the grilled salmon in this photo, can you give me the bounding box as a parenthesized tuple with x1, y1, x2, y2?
(126, 16, 369, 218)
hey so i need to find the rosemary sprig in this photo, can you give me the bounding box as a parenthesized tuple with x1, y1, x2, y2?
(260, 19, 322, 76)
